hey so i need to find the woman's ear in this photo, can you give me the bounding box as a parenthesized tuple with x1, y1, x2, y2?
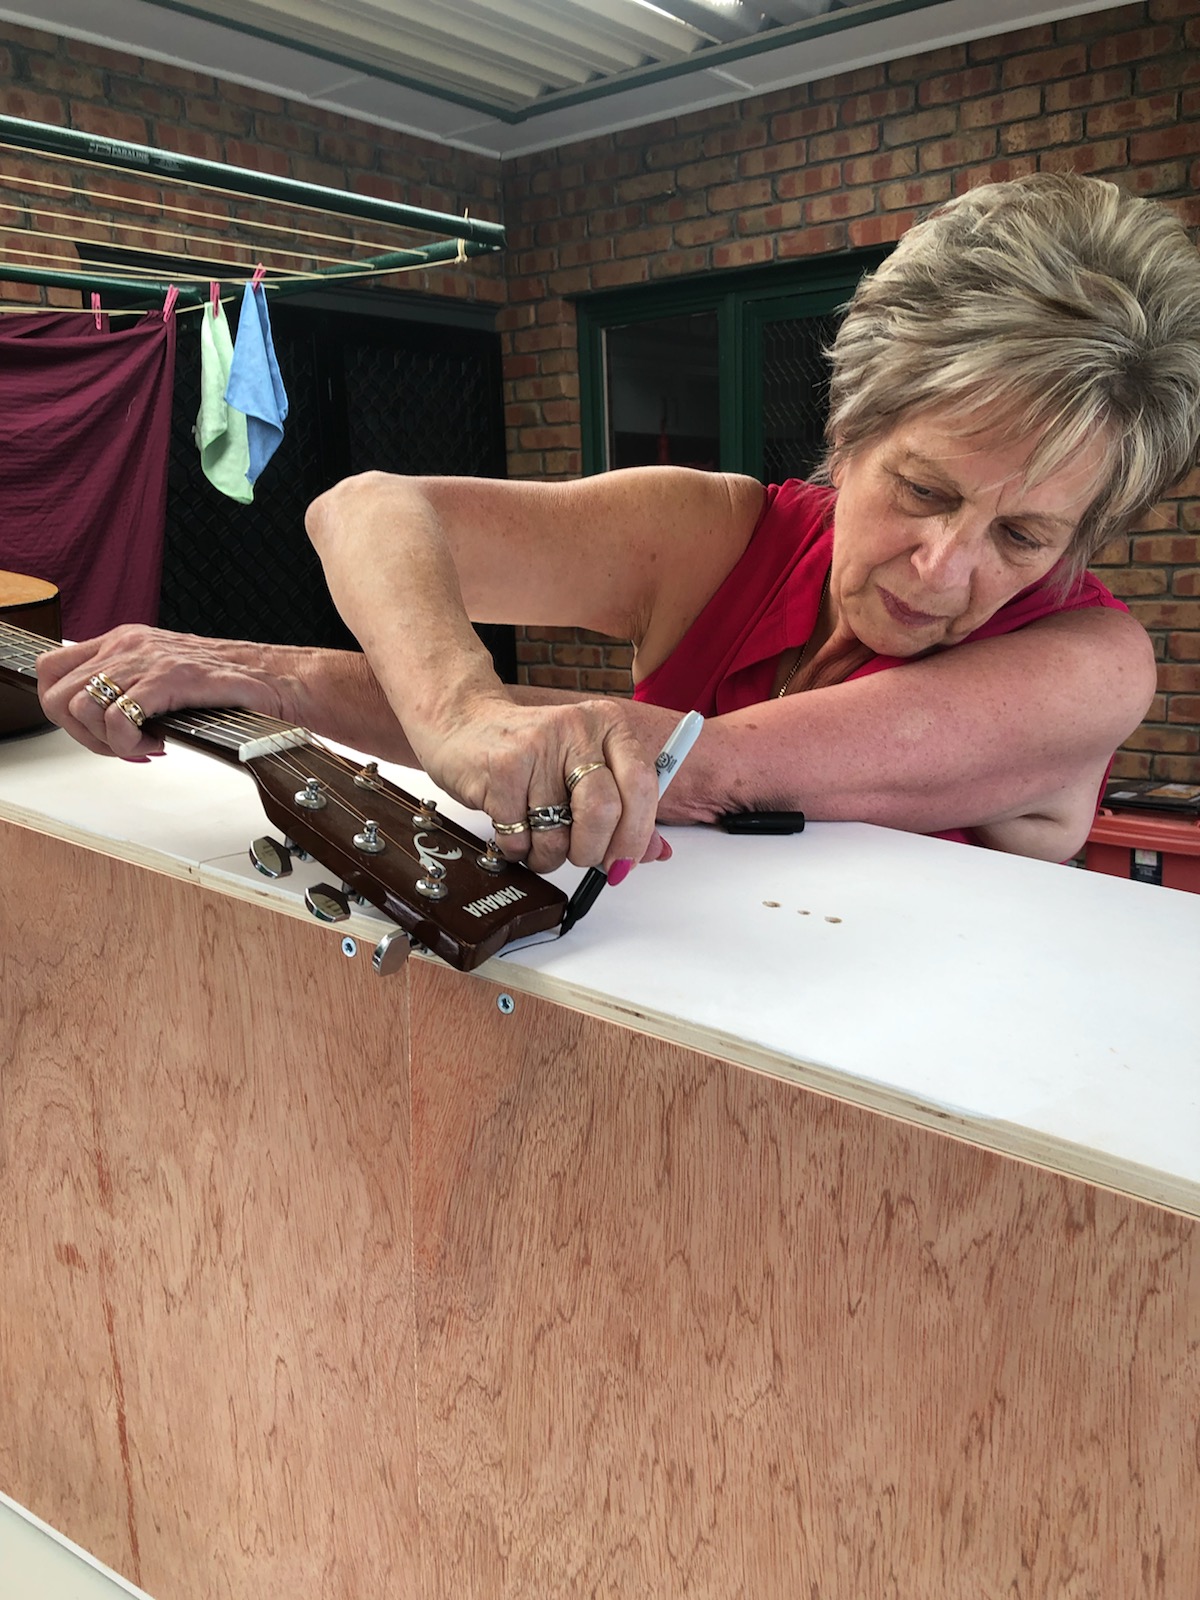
(828, 445, 845, 489)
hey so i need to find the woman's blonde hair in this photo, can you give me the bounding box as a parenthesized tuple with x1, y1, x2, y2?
(826, 173, 1200, 581)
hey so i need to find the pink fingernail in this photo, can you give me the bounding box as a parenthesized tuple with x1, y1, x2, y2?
(606, 858, 634, 887)
(657, 838, 673, 861)
(122, 756, 152, 764)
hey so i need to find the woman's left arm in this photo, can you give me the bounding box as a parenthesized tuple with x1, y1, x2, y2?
(578, 605, 1154, 862)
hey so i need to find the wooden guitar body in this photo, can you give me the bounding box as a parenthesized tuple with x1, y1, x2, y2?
(0, 571, 60, 738)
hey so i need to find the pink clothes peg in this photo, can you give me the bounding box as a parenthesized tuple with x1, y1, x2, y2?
(210, 281, 221, 318)
(91, 292, 102, 330)
(163, 285, 179, 319)
(250, 263, 266, 290)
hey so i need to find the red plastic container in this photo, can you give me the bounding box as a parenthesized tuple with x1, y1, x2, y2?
(1084, 809, 1200, 893)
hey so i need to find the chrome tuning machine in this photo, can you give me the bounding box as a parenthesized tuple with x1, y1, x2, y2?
(249, 836, 292, 878)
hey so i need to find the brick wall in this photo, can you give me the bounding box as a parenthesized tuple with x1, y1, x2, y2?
(0, 9, 1197, 779)
(500, 0, 1200, 782)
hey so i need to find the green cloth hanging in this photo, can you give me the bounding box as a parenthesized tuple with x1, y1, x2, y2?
(195, 297, 253, 504)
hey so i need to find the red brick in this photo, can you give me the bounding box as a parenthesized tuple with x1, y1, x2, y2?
(739, 200, 806, 234)
(1103, 569, 1168, 595)
(1109, 751, 1153, 777)
(1135, 56, 1200, 92)
(1124, 725, 1200, 751)
(1001, 112, 1084, 154)
(952, 156, 1039, 193)
(1173, 568, 1200, 594)
(1042, 141, 1130, 175)
(848, 212, 918, 247)
(1087, 94, 1180, 135)
(842, 150, 917, 185)
(840, 87, 915, 124)
(713, 237, 775, 269)
(589, 259, 648, 289)
(918, 65, 999, 107)
(1147, 753, 1200, 778)
(809, 126, 882, 161)
(613, 225, 673, 257)
(28, 57, 105, 98)
(1168, 630, 1200, 658)
(0, 88, 67, 125)
(740, 139, 808, 177)
(920, 131, 998, 172)
(1152, 0, 1200, 18)
(1158, 664, 1200, 691)
(882, 107, 957, 147)
(1128, 600, 1200, 627)
(972, 25, 1055, 62)
(1090, 25, 1180, 70)
(1139, 537, 1200, 563)
(707, 177, 772, 211)
(805, 189, 874, 225)
(1045, 69, 1133, 111)
(1167, 693, 1200, 719)
(778, 221, 847, 257)
(702, 123, 768, 158)
(108, 80, 184, 120)
(676, 156, 738, 189)
(878, 174, 953, 211)
(775, 164, 843, 200)
(616, 172, 673, 203)
(960, 88, 1043, 129)
(1184, 86, 1200, 116)
(769, 105, 838, 141)
(1130, 121, 1200, 159)
(888, 45, 968, 83)
(1115, 156, 1185, 191)
(1090, 535, 1130, 564)
(813, 64, 887, 100)
(1002, 45, 1088, 87)
(1056, 3, 1145, 37)
(65, 36, 143, 74)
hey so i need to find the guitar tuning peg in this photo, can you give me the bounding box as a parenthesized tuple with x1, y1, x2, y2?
(304, 882, 351, 923)
(250, 835, 292, 878)
(283, 837, 311, 862)
(371, 928, 410, 976)
(340, 879, 371, 907)
(413, 798, 438, 828)
(477, 840, 506, 874)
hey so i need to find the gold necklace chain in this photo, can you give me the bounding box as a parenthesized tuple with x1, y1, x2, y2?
(776, 569, 832, 699)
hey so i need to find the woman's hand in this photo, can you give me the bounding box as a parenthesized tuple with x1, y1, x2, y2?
(36, 625, 291, 759)
(412, 690, 665, 874)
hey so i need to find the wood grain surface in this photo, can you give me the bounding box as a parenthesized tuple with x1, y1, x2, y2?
(0, 825, 418, 1600)
(4, 817, 1199, 1599)
(409, 962, 1200, 1600)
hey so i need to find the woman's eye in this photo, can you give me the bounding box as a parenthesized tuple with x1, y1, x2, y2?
(1002, 525, 1042, 553)
(900, 477, 939, 502)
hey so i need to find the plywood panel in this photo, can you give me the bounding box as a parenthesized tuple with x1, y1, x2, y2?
(410, 962, 1200, 1600)
(0, 823, 419, 1600)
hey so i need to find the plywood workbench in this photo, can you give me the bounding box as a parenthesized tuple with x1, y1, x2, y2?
(1, 727, 1198, 1600)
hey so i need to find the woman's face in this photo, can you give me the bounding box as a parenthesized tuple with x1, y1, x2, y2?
(830, 411, 1110, 656)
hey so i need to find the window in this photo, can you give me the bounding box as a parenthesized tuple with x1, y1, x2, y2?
(577, 253, 886, 482)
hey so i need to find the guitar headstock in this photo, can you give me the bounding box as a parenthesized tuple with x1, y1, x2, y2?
(243, 741, 566, 970)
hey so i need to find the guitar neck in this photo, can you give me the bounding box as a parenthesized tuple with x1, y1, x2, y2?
(0, 616, 310, 766)
(0, 615, 568, 969)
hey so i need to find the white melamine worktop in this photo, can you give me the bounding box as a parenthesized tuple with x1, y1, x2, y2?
(2, 724, 1197, 1216)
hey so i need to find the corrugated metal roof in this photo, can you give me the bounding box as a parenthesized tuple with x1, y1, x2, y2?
(145, 0, 861, 117)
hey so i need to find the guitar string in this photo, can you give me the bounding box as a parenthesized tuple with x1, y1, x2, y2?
(0, 628, 503, 879)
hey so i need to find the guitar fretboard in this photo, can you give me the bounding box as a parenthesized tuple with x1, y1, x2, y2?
(0, 618, 310, 761)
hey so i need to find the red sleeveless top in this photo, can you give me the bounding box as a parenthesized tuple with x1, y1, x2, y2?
(633, 479, 1127, 844)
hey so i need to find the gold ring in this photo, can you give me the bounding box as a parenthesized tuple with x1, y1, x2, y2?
(114, 694, 146, 729)
(85, 673, 123, 707)
(491, 818, 529, 836)
(565, 761, 607, 794)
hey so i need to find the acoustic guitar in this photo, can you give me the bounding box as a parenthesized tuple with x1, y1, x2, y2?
(0, 591, 567, 971)
(0, 570, 60, 737)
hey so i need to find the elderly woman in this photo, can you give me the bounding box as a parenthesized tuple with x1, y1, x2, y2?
(38, 175, 1200, 880)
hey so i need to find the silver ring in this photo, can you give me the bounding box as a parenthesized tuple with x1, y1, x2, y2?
(114, 694, 146, 729)
(565, 761, 606, 795)
(527, 804, 573, 831)
(491, 818, 529, 836)
(85, 673, 123, 707)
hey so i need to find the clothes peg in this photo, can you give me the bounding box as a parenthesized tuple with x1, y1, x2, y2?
(91, 292, 102, 330)
(250, 263, 266, 290)
(163, 285, 179, 319)
(210, 281, 221, 318)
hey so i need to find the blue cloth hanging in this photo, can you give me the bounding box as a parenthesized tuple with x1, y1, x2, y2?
(225, 281, 288, 484)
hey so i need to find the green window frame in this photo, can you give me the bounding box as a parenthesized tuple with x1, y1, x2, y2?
(576, 251, 888, 480)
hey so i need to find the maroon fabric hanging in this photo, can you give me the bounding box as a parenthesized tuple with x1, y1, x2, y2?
(0, 308, 176, 641)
